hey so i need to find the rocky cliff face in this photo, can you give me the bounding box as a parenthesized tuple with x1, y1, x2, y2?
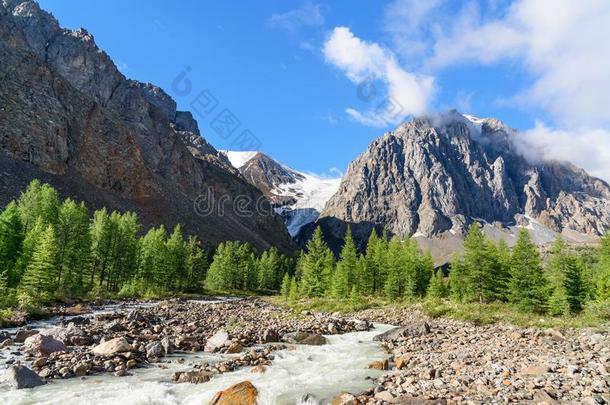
(223, 151, 340, 237)
(0, 0, 294, 252)
(318, 111, 610, 257)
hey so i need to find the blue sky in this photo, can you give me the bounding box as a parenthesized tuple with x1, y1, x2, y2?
(37, 1, 610, 180)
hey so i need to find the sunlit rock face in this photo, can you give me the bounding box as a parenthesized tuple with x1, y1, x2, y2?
(0, 1, 294, 253)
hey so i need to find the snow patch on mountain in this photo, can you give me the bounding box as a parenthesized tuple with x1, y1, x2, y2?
(222, 150, 258, 169)
(221, 150, 341, 237)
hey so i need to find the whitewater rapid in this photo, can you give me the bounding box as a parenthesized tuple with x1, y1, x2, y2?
(0, 303, 393, 405)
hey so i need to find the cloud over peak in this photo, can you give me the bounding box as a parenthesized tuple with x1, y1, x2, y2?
(322, 26, 435, 127)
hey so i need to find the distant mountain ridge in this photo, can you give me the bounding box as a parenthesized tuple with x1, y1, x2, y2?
(221, 151, 341, 236)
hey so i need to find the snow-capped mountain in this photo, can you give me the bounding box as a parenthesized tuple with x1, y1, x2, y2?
(311, 110, 610, 263)
(221, 151, 341, 236)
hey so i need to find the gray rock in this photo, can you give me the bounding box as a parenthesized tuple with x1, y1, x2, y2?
(282, 332, 327, 345)
(23, 334, 67, 356)
(6, 365, 45, 389)
(91, 337, 131, 356)
(146, 341, 164, 359)
(205, 329, 230, 352)
(262, 329, 279, 343)
(373, 323, 431, 341)
(161, 336, 174, 354)
(14, 329, 38, 343)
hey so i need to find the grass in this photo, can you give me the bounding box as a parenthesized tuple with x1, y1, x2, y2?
(267, 295, 610, 330)
(421, 299, 610, 329)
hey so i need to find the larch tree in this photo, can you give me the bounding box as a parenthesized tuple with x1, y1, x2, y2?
(299, 226, 334, 297)
(509, 229, 548, 313)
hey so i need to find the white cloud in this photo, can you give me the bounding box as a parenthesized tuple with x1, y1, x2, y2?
(516, 123, 610, 182)
(425, 0, 610, 128)
(322, 26, 435, 127)
(269, 3, 324, 32)
(375, 0, 610, 181)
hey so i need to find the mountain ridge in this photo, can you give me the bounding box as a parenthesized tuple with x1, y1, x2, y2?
(0, 0, 295, 253)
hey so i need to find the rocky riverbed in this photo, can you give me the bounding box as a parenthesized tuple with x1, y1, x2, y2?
(1, 299, 609, 404)
(350, 306, 610, 404)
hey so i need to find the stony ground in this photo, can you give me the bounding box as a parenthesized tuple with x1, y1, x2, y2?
(351, 306, 610, 404)
(2, 299, 609, 404)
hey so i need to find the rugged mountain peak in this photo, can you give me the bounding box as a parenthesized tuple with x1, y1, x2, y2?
(222, 151, 340, 237)
(0, 1, 294, 252)
(320, 111, 610, 252)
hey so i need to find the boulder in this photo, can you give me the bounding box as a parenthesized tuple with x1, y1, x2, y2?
(91, 337, 131, 356)
(105, 320, 125, 332)
(373, 323, 430, 342)
(146, 341, 165, 359)
(282, 332, 327, 346)
(23, 334, 67, 356)
(226, 341, 242, 354)
(354, 320, 369, 331)
(1, 338, 13, 348)
(250, 365, 267, 373)
(46, 325, 92, 346)
(126, 310, 144, 322)
(171, 369, 212, 384)
(395, 354, 413, 369)
(6, 365, 45, 389)
(73, 363, 89, 377)
(205, 329, 230, 352)
(374, 390, 394, 402)
(262, 329, 279, 343)
(210, 381, 258, 405)
(331, 392, 360, 405)
(368, 359, 389, 370)
(14, 329, 39, 343)
(161, 336, 174, 354)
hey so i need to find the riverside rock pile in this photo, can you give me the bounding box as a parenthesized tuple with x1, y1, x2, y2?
(2, 298, 369, 385)
(353, 307, 610, 404)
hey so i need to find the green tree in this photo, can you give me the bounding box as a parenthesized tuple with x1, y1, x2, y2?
(427, 269, 448, 299)
(137, 226, 169, 292)
(258, 247, 280, 291)
(16, 180, 60, 232)
(332, 227, 357, 298)
(183, 236, 207, 291)
(416, 251, 434, 297)
(288, 277, 299, 302)
(493, 239, 512, 301)
(384, 237, 405, 300)
(509, 229, 548, 313)
(19, 224, 59, 300)
(56, 199, 91, 295)
(165, 225, 186, 290)
(299, 227, 334, 297)
(359, 230, 378, 295)
(563, 255, 587, 313)
(280, 273, 291, 298)
(448, 255, 470, 302)
(401, 239, 421, 299)
(596, 232, 610, 301)
(462, 223, 496, 303)
(0, 202, 23, 287)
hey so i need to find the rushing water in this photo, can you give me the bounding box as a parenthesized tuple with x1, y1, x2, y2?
(0, 302, 393, 405)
